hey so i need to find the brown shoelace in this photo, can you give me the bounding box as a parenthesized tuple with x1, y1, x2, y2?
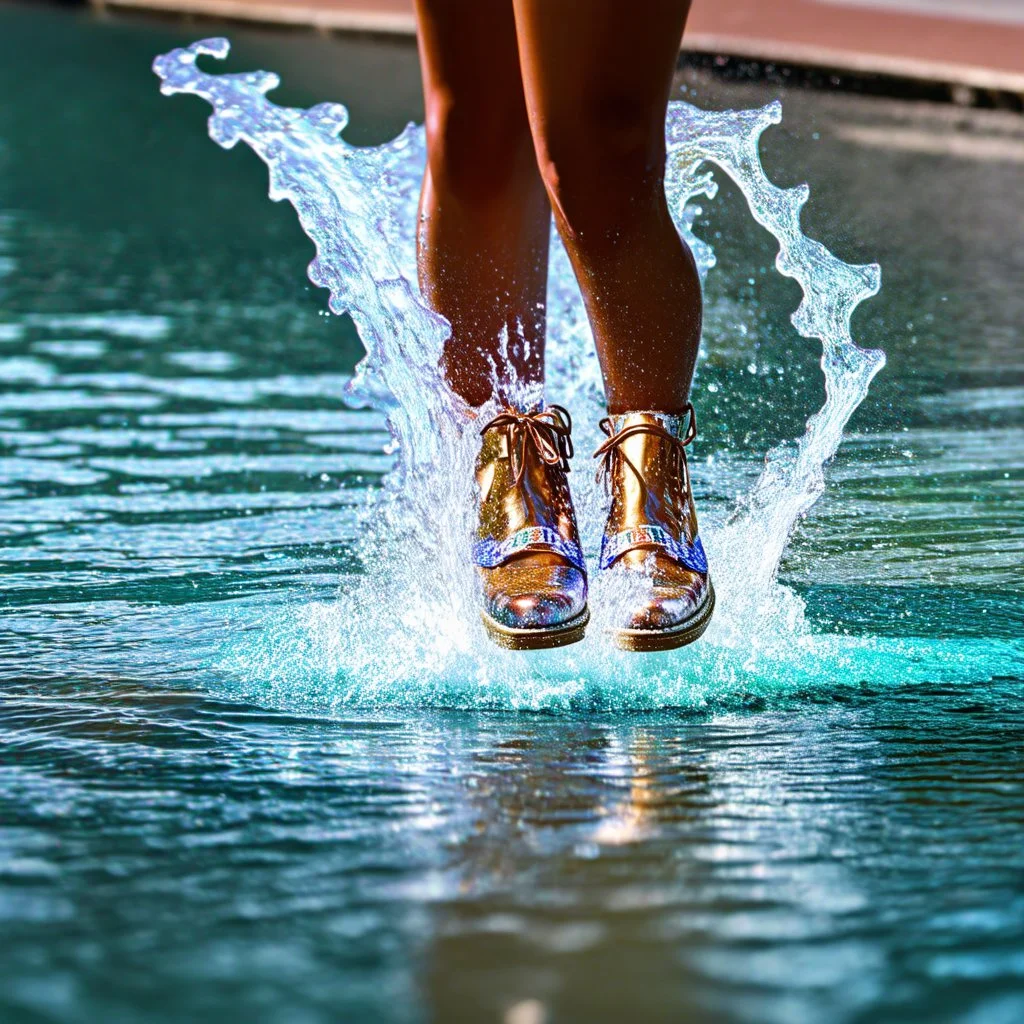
(480, 405, 574, 485)
(593, 403, 697, 499)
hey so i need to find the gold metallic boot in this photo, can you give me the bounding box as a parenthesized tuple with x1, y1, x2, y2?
(594, 405, 715, 652)
(474, 405, 589, 650)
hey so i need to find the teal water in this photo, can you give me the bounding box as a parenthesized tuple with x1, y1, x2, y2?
(2, 5, 1023, 1022)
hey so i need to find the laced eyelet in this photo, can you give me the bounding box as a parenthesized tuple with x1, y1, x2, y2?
(480, 405, 574, 484)
(593, 404, 697, 501)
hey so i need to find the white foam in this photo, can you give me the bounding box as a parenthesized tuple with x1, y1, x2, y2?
(147, 39, 985, 709)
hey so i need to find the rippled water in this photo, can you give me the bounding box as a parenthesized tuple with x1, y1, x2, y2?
(1, 5, 1022, 1022)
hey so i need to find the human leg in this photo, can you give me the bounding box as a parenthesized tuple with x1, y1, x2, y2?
(512, 0, 700, 415)
(415, 1, 587, 647)
(514, 0, 713, 648)
(415, 0, 550, 408)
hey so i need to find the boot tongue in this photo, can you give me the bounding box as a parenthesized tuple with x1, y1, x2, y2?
(597, 411, 706, 573)
(474, 406, 584, 572)
(607, 412, 686, 493)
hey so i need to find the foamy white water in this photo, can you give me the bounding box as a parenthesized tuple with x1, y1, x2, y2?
(148, 38, 1018, 711)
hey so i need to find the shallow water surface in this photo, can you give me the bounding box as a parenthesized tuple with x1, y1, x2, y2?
(1, 5, 1022, 1022)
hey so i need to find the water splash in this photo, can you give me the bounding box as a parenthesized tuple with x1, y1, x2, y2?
(147, 38, 965, 710)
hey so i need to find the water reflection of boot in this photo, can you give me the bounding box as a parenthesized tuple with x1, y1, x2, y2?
(474, 406, 589, 650)
(594, 407, 715, 651)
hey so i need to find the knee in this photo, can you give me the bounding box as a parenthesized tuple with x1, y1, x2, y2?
(535, 95, 666, 241)
(425, 92, 535, 206)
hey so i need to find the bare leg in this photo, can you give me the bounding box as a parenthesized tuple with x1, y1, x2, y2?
(513, 0, 712, 649)
(417, 1, 582, 649)
(513, 0, 700, 414)
(415, 0, 551, 408)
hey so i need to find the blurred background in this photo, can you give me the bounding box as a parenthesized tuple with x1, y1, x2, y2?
(81, 0, 1024, 102)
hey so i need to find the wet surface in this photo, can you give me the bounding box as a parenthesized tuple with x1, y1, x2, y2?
(4, 683, 1023, 1024)
(1, 4, 1022, 1022)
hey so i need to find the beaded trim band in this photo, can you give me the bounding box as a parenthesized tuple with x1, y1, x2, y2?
(474, 526, 586, 573)
(599, 526, 708, 573)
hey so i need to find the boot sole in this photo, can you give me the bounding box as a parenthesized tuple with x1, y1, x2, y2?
(611, 582, 716, 653)
(482, 606, 590, 651)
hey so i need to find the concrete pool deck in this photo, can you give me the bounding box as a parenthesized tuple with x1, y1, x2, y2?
(91, 0, 1024, 94)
